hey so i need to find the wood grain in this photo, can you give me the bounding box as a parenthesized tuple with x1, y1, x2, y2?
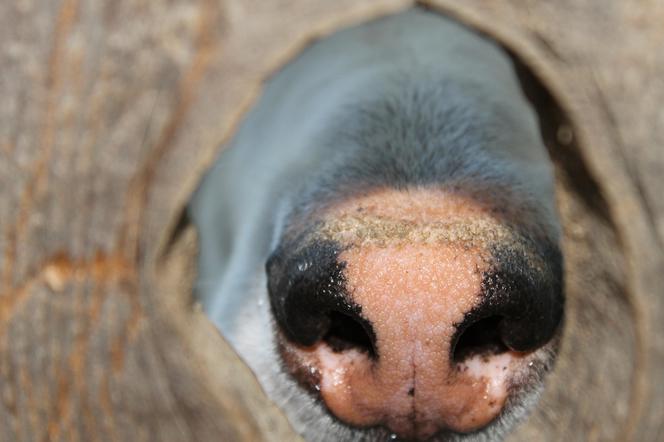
(0, 0, 661, 440)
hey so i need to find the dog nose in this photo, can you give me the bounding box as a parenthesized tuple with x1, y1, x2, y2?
(267, 191, 563, 440)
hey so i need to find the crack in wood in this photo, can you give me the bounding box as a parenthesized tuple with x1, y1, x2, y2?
(1, 0, 80, 293)
(590, 75, 652, 442)
(117, 0, 220, 266)
(0, 251, 135, 338)
(46, 278, 120, 442)
(0, 249, 139, 442)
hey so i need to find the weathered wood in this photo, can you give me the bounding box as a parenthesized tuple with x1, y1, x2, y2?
(0, 0, 662, 441)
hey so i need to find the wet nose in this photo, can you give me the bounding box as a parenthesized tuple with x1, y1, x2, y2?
(267, 238, 562, 440)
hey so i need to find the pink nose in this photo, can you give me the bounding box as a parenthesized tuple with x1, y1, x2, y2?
(319, 242, 513, 438)
(267, 189, 563, 440)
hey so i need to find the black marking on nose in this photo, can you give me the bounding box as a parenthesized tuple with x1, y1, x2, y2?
(452, 240, 564, 358)
(266, 239, 377, 353)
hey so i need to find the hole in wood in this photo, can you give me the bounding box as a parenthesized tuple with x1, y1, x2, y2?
(180, 5, 618, 441)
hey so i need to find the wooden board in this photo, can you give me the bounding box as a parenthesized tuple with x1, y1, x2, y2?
(0, 0, 661, 440)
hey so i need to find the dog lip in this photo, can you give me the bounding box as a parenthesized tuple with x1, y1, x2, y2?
(277, 328, 552, 440)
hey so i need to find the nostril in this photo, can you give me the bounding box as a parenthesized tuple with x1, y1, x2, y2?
(323, 311, 377, 358)
(471, 245, 564, 353)
(266, 240, 380, 352)
(452, 316, 508, 363)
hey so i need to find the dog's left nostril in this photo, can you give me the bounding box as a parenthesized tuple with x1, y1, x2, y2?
(323, 311, 376, 357)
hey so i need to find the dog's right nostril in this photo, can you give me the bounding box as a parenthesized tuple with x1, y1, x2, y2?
(323, 311, 376, 357)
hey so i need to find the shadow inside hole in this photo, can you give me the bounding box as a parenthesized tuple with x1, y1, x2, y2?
(509, 56, 613, 225)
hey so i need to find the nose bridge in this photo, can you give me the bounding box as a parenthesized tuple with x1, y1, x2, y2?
(333, 233, 496, 419)
(340, 243, 486, 363)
